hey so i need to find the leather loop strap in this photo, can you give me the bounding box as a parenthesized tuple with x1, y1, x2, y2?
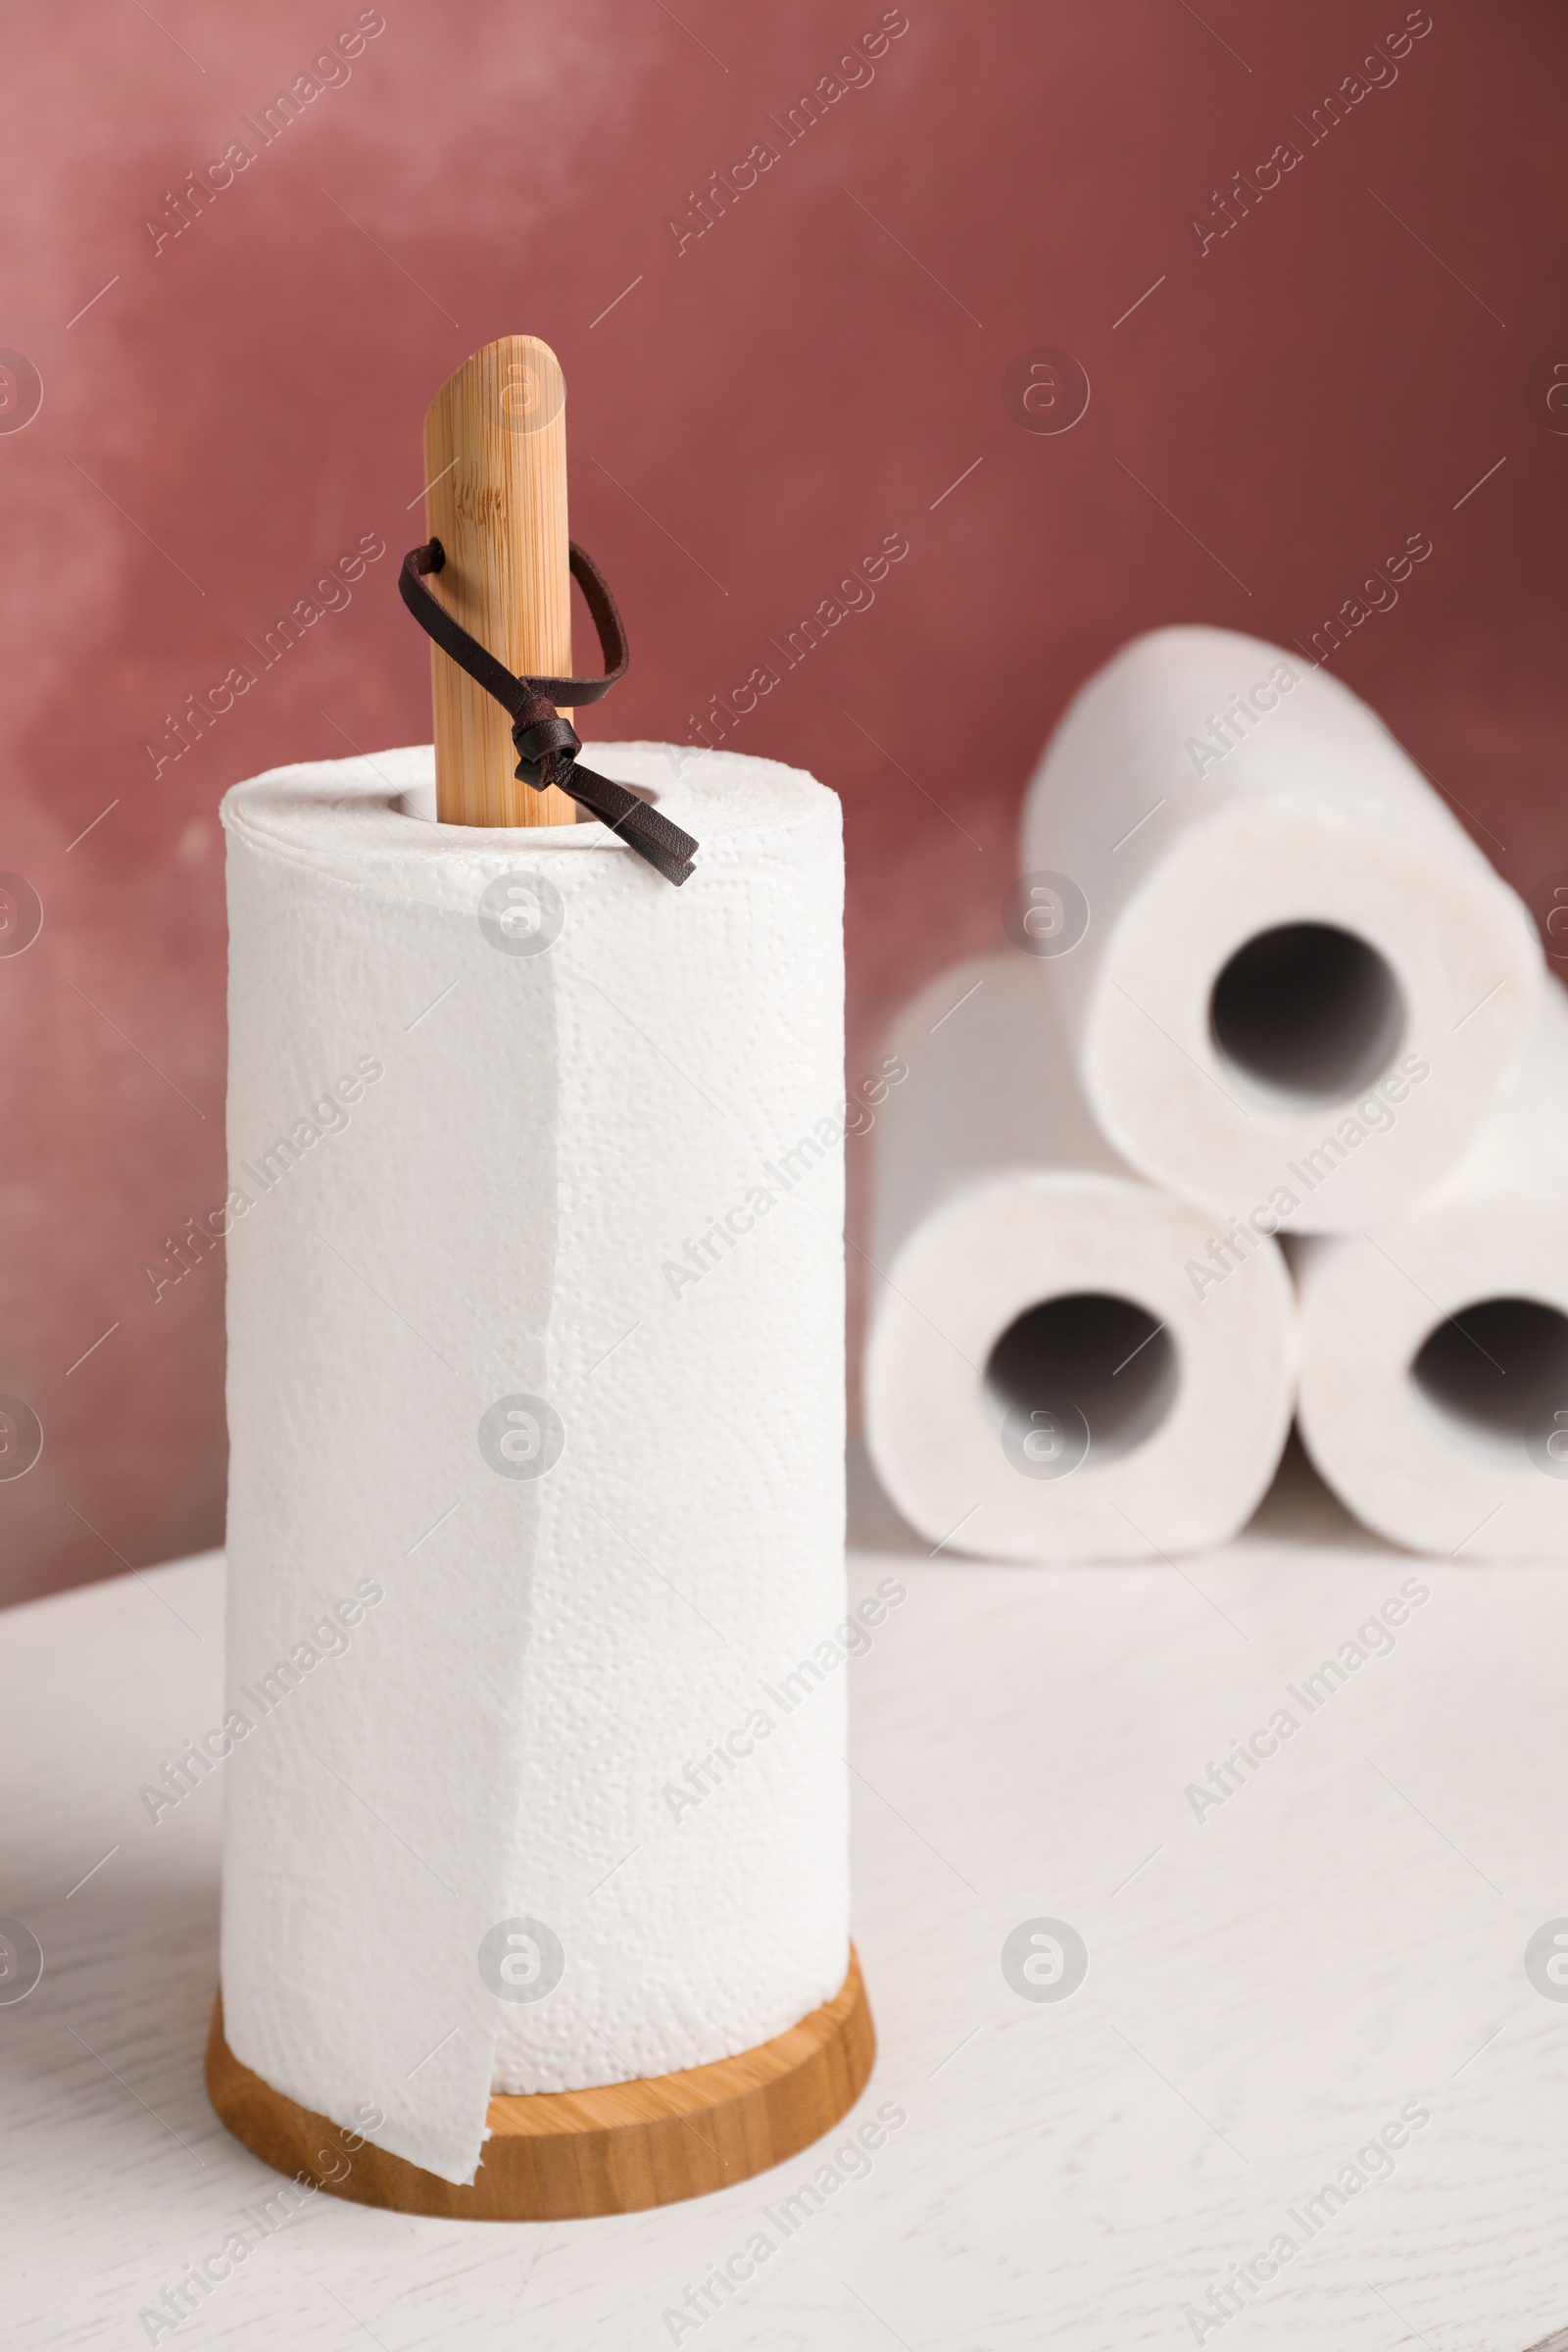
(399, 539, 697, 887)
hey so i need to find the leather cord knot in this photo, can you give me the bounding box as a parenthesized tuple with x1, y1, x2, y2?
(398, 537, 698, 887)
(511, 695, 580, 786)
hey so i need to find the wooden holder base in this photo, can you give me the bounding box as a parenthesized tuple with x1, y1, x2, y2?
(206, 1949, 873, 2222)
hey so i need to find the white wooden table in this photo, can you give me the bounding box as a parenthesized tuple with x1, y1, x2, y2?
(6, 1443, 1568, 2351)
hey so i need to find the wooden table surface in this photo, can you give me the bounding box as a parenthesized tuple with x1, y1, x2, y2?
(5, 1443, 1568, 2351)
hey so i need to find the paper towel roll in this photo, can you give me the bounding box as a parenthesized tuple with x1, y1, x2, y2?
(863, 953, 1297, 1562)
(220, 743, 848, 2184)
(1019, 625, 1541, 1232)
(1295, 972, 1568, 1560)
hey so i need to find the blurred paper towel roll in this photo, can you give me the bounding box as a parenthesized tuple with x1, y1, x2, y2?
(863, 953, 1296, 1562)
(1020, 625, 1540, 1232)
(1295, 975, 1568, 1560)
(220, 743, 847, 2185)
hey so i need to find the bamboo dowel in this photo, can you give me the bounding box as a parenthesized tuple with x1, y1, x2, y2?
(422, 334, 577, 827)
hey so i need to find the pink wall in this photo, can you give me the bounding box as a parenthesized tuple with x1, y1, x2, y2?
(2, 0, 1564, 1601)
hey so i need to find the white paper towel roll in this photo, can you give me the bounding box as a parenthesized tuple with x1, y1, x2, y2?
(220, 743, 848, 2184)
(863, 952, 1297, 1562)
(1019, 625, 1540, 1232)
(1295, 972, 1568, 1560)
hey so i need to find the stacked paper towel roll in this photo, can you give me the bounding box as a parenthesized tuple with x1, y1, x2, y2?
(222, 742, 849, 2184)
(864, 954, 1296, 1562)
(1020, 626, 1540, 1230)
(867, 624, 1561, 1562)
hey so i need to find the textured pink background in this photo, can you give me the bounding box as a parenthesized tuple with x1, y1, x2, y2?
(1, 0, 1563, 1602)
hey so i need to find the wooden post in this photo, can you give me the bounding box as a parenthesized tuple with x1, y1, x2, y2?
(422, 335, 577, 828)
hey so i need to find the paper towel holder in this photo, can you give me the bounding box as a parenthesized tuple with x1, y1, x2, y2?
(205, 330, 874, 2219)
(206, 1950, 873, 2220)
